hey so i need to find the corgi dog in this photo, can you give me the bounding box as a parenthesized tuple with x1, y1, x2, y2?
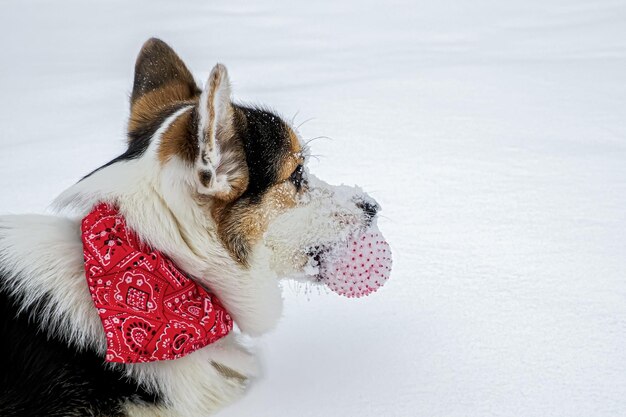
(0, 38, 380, 417)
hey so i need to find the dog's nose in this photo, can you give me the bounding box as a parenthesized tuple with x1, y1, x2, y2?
(356, 200, 379, 219)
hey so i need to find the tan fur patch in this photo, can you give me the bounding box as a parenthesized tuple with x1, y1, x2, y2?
(212, 182, 298, 266)
(278, 129, 305, 181)
(157, 106, 196, 164)
(129, 86, 197, 134)
(214, 171, 248, 202)
(289, 129, 302, 154)
(211, 361, 247, 383)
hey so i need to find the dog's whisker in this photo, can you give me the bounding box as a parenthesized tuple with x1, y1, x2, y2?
(290, 110, 301, 127)
(287, 279, 301, 296)
(296, 117, 316, 131)
(305, 136, 333, 145)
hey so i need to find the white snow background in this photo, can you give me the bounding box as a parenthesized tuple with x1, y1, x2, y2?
(1, 0, 625, 416)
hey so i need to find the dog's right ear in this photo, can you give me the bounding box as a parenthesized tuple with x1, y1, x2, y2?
(129, 38, 200, 131)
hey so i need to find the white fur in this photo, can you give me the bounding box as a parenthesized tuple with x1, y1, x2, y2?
(197, 64, 231, 153)
(1, 87, 375, 416)
(264, 173, 373, 278)
(0, 214, 105, 353)
(196, 63, 234, 197)
(154, 156, 284, 336)
(120, 334, 259, 417)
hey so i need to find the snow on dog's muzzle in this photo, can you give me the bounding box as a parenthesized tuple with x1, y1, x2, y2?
(312, 224, 392, 298)
(263, 173, 392, 296)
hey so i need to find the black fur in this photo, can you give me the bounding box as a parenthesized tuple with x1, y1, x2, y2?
(233, 104, 293, 203)
(0, 279, 161, 417)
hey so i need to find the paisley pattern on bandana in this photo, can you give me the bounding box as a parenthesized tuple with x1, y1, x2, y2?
(81, 203, 232, 363)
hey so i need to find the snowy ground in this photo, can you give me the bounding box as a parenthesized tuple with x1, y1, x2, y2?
(1, 0, 626, 416)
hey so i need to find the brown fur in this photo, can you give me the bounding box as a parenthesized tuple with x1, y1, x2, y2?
(279, 130, 305, 180)
(211, 182, 298, 265)
(157, 107, 197, 164)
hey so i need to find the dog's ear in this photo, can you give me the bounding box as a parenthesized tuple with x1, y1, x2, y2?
(194, 64, 248, 202)
(131, 38, 198, 105)
(129, 38, 200, 132)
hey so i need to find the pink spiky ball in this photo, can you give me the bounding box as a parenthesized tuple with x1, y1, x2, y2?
(319, 227, 392, 298)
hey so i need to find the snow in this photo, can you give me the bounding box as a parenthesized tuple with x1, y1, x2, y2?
(1, 0, 626, 416)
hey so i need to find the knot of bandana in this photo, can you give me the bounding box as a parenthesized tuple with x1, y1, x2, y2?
(81, 203, 232, 363)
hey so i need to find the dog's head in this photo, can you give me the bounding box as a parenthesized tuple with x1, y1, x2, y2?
(57, 38, 380, 288)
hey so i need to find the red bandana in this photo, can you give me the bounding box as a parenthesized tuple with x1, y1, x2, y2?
(81, 203, 232, 363)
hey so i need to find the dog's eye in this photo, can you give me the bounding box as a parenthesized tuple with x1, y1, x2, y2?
(290, 164, 305, 190)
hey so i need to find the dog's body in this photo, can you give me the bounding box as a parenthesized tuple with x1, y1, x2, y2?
(0, 39, 379, 416)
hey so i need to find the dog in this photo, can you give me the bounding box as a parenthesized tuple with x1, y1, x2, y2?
(0, 38, 380, 417)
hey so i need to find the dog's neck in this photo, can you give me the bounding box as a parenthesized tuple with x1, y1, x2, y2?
(52, 111, 283, 336)
(53, 133, 239, 285)
(54, 162, 283, 335)
(64, 166, 232, 269)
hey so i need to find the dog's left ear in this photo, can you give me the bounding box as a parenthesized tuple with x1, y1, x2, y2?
(130, 38, 198, 106)
(128, 38, 200, 135)
(195, 64, 248, 202)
